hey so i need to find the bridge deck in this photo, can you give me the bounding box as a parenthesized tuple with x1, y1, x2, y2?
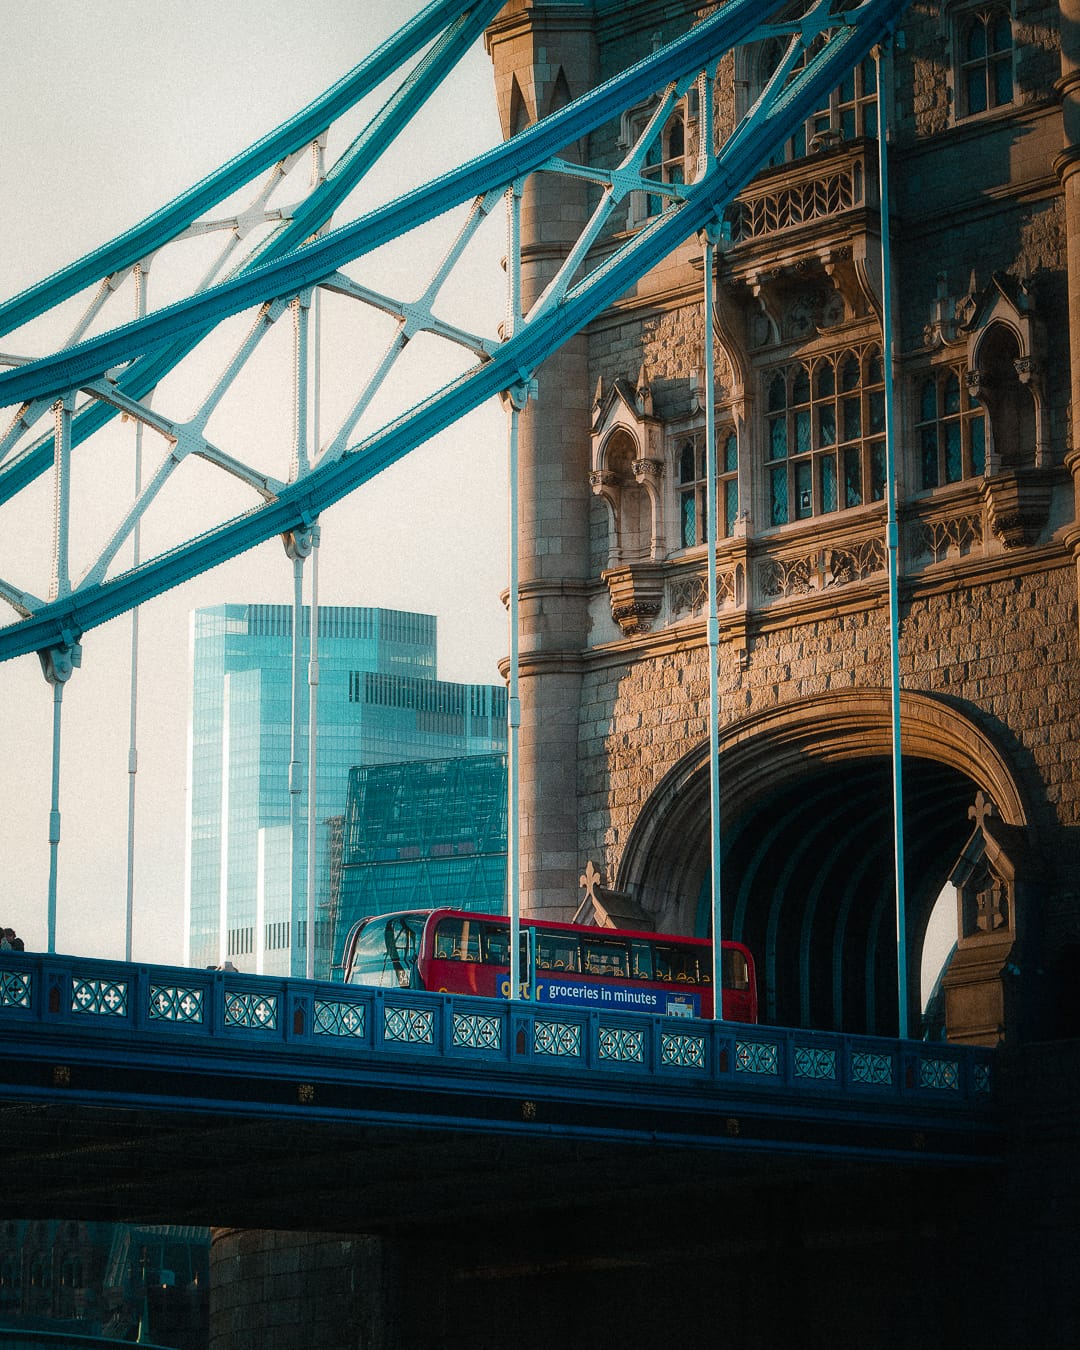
(0, 952, 999, 1230)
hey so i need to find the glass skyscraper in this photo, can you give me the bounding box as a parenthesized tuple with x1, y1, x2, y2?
(185, 604, 507, 977)
(330, 752, 507, 967)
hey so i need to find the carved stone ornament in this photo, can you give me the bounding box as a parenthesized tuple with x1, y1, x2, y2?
(981, 468, 1053, 549)
(949, 793, 1017, 944)
(602, 563, 665, 636)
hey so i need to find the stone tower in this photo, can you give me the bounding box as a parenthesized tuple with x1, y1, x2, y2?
(486, 0, 1080, 1047)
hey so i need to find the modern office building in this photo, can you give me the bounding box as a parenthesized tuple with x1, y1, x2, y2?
(185, 604, 507, 977)
(329, 751, 507, 964)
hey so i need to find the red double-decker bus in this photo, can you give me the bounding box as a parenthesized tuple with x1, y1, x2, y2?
(341, 908, 757, 1022)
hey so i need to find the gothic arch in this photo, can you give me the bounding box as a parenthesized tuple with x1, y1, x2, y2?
(971, 319, 1038, 470)
(616, 689, 1033, 1034)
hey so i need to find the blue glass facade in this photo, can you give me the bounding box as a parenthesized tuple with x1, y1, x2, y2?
(186, 604, 507, 977)
(332, 752, 508, 968)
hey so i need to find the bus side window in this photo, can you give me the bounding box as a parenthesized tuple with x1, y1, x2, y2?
(483, 926, 508, 965)
(582, 940, 629, 978)
(434, 920, 462, 961)
(481, 927, 531, 967)
(632, 941, 653, 980)
(536, 934, 578, 971)
(724, 947, 750, 990)
(433, 919, 480, 962)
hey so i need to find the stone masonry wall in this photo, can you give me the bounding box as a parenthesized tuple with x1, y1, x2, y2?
(579, 563, 1080, 878)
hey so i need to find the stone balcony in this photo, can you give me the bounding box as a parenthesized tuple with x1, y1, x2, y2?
(723, 137, 872, 248)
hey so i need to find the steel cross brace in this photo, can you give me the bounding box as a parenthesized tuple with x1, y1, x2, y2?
(0, 0, 911, 662)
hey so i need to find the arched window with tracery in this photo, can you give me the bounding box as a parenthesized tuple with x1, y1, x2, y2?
(622, 94, 694, 227)
(915, 365, 986, 489)
(607, 432, 651, 562)
(764, 347, 885, 525)
(957, 5, 1014, 117)
(677, 427, 739, 547)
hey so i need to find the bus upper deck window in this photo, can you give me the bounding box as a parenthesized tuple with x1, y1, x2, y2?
(724, 948, 750, 990)
(631, 941, 653, 980)
(483, 926, 508, 964)
(657, 947, 700, 984)
(537, 935, 579, 971)
(434, 918, 480, 962)
(583, 940, 629, 978)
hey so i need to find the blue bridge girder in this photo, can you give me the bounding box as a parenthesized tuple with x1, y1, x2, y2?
(0, 0, 912, 664)
(0, 950, 999, 1230)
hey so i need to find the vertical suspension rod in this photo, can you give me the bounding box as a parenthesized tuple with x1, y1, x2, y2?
(289, 552, 306, 973)
(699, 64, 725, 1018)
(876, 44, 909, 1038)
(288, 291, 314, 975)
(306, 528, 320, 980)
(45, 393, 75, 953)
(46, 677, 63, 955)
(505, 181, 524, 1007)
(305, 242, 324, 980)
(703, 240, 723, 1015)
(125, 264, 147, 962)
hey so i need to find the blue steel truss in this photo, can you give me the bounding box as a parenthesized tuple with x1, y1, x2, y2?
(0, 0, 911, 664)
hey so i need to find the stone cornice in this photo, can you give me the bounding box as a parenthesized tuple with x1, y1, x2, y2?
(572, 540, 1075, 675)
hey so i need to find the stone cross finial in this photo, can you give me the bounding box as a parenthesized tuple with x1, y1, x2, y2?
(968, 790, 996, 831)
(579, 860, 603, 906)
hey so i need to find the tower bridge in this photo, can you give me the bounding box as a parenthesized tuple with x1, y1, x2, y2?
(0, 950, 997, 1231)
(2, 0, 1080, 1344)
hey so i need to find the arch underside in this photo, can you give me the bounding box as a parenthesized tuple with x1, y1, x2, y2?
(620, 690, 1026, 1036)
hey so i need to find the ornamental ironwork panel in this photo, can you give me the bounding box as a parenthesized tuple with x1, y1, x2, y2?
(920, 1057, 960, 1091)
(794, 1045, 837, 1080)
(534, 1020, 582, 1057)
(851, 1050, 893, 1085)
(0, 969, 30, 1009)
(314, 1000, 366, 1038)
(149, 985, 204, 1024)
(71, 977, 128, 1018)
(736, 1040, 779, 1075)
(598, 1025, 645, 1063)
(452, 1011, 502, 1051)
(661, 1032, 705, 1068)
(224, 990, 278, 1031)
(384, 1006, 434, 1045)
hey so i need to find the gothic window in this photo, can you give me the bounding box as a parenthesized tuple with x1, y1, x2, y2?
(624, 98, 693, 226)
(973, 322, 1037, 470)
(764, 347, 885, 525)
(758, 37, 878, 165)
(915, 365, 986, 489)
(957, 5, 1014, 117)
(644, 109, 686, 216)
(677, 428, 739, 547)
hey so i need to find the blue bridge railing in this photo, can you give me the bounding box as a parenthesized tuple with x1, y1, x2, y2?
(0, 950, 994, 1117)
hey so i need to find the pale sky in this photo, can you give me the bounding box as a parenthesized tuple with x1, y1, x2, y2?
(0, 1, 509, 963)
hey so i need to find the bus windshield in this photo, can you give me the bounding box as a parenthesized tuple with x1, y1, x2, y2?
(347, 913, 425, 988)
